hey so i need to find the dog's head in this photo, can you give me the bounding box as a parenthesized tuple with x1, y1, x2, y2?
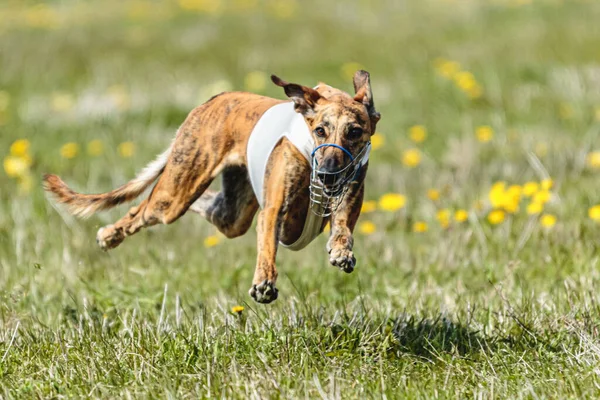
(271, 70, 380, 188)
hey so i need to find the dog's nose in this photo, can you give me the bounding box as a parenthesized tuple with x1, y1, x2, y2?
(317, 158, 341, 186)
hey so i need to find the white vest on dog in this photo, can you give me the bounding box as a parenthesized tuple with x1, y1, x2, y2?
(247, 102, 322, 251)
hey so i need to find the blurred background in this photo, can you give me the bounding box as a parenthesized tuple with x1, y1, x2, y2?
(4, 0, 600, 396)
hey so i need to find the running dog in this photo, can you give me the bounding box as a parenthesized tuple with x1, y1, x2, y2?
(43, 70, 381, 303)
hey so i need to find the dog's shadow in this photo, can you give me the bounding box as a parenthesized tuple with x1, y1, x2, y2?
(325, 313, 486, 361)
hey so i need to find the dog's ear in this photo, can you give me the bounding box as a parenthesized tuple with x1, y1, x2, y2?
(353, 70, 381, 128)
(271, 75, 321, 116)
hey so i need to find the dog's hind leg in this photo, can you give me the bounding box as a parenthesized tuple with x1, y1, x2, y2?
(188, 165, 259, 238)
(96, 140, 219, 250)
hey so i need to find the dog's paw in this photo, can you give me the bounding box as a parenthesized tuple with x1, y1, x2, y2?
(96, 225, 124, 251)
(329, 247, 356, 273)
(249, 280, 279, 304)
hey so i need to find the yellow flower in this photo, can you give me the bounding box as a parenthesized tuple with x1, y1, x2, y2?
(436, 209, 451, 228)
(434, 59, 461, 79)
(522, 182, 539, 197)
(487, 210, 505, 225)
(204, 235, 221, 248)
(476, 126, 494, 143)
(488, 181, 506, 209)
(118, 142, 135, 158)
(361, 200, 377, 213)
(540, 179, 553, 191)
(378, 193, 406, 211)
(540, 214, 556, 229)
(244, 71, 267, 93)
(413, 221, 428, 233)
(107, 85, 131, 111)
(267, 0, 297, 19)
(408, 125, 427, 143)
(465, 84, 483, 99)
(51, 92, 74, 113)
(427, 189, 440, 201)
(231, 305, 244, 313)
(3, 156, 29, 178)
(358, 221, 376, 235)
(503, 185, 521, 214)
(402, 148, 421, 167)
(454, 209, 468, 223)
(60, 142, 79, 159)
(586, 152, 600, 169)
(340, 61, 365, 81)
(588, 205, 600, 222)
(87, 140, 104, 157)
(371, 133, 385, 150)
(10, 139, 30, 157)
(526, 202, 543, 215)
(532, 190, 551, 205)
(323, 223, 330, 233)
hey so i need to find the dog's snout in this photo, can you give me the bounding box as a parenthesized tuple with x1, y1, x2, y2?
(320, 157, 340, 173)
(316, 158, 342, 187)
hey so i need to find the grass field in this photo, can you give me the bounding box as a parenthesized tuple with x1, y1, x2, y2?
(3, 0, 600, 397)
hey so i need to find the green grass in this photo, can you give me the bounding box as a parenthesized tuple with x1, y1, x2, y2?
(3, 0, 600, 397)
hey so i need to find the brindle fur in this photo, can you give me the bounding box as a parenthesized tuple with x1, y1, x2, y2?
(43, 71, 380, 304)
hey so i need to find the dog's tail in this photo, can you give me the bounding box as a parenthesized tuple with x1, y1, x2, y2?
(43, 144, 172, 218)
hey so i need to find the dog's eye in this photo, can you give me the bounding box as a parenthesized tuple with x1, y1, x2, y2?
(314, 127, 326, 137)
(348, 127, 363, 138)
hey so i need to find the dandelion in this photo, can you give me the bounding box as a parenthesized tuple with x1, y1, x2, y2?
(476, 126, 493, 143)
(526, 202, 543, 215)
(402, 148, 421, 167)
(434, 59, 461, 79)
(522, 182, 539, 197)
(60, 142, 79, 159)
(488, 181, 506, 209)
(408, 125, 427, 143)
(204, 235, 221, 247)
(588, 205, 600, 222)
(231, 305, 244, 313)
(427, 189, 440, 201)
(436, 209, 451, 228)
(370, 133, 385, 150)
(358, 221, 376, 235)
(586, 152, 600, 169)
(244, 71, 267, 93)
(118, 142, 135, 158)
(540, 214, 556, 229)
(3, 156, 29, 177)
(267, 0, 297, 19)
(107, 85, 131, 111)
(413, 221, 428, 233)
(454, 71, 482, 98)
(504, 185, 521, 214)
(361, 200, 377, 213)
(454, 209, 468, 223)
(340, 62, 364, 81)
(487, 210, 505, 225)
(10, 139, 30, 157)
(532, 190, 551, 205)
(541, 178, 553, 190)
(87, 140, 104, 157)
(378, 193, 406, 211)
(51, 92, 74, 113)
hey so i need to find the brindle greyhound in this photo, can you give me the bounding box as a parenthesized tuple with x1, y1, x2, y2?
(43, 70, 380, 303)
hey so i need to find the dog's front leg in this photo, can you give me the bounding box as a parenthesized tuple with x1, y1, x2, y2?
(248, 159, 287, 304)
(327, 168, 366, 274)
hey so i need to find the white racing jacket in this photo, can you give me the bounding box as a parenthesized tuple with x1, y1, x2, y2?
(247, 102, 320, 251)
